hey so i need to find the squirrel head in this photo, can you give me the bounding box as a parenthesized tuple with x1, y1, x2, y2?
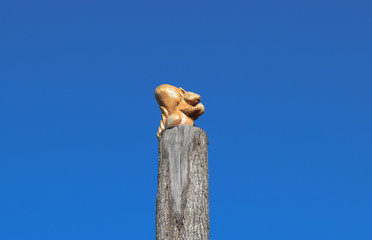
(179, 88, 201, 106)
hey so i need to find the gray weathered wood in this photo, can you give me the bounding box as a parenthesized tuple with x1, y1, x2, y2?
(156, 125, 209, 240)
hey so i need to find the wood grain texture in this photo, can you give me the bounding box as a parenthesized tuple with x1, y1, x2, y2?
(156, 125, 209, 240)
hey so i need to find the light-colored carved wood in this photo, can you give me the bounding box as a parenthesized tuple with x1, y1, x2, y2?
(156, 125, 209, 240)
(155, 84, 205, 139)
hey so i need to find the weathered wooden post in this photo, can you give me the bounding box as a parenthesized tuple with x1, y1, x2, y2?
(155, 84, 209, 240)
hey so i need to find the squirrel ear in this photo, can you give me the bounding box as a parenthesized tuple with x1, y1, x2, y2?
(179, 87, 186, 96)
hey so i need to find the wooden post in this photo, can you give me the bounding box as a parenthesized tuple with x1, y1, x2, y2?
(156, 125, 209, 240)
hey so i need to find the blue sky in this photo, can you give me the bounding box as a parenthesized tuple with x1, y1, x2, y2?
(1, 1, 371, 239)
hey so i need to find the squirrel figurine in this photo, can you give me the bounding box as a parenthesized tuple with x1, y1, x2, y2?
(155, 84, 205, 139)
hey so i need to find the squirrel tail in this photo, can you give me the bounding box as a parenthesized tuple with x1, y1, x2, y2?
(157, 106, 169, 139)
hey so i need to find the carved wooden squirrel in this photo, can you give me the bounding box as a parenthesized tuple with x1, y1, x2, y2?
(155, 84, 205, 139)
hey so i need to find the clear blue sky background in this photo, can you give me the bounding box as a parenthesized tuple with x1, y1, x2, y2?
(1, 1, 371, 239)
